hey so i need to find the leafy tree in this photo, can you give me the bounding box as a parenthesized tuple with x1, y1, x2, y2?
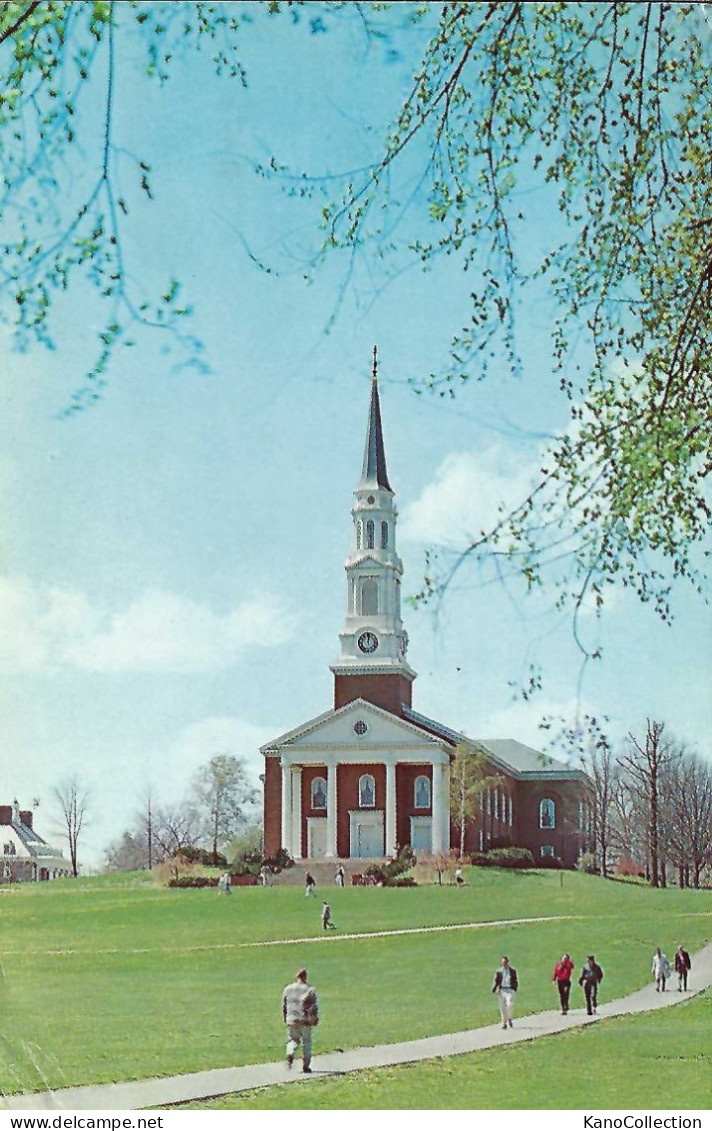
(449, 741, 501, 856)
(52, 775, 90, 876)
(315, 2, 712, 643)
(189, 753, 259, 866)
(3, 2, 711, 632)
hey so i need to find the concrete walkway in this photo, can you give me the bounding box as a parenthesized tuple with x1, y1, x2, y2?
(6, 943, 712, 1111)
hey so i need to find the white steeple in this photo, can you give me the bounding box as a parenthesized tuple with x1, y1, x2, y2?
(331, 349, 415, 684)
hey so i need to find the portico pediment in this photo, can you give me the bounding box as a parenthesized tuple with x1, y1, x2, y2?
(261, 698, 448, 760)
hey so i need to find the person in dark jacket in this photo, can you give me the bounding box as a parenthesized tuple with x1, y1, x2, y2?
(492, 956, 518, 1029)
(674, 944, 691, 991)
(578, 955, 603, 1015)
(552, 953, 574, 1014)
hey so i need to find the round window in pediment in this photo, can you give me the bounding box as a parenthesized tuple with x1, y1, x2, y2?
(353, 720, 368, 737)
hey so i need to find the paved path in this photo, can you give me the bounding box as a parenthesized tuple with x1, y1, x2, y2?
(5, 943, 712, 1111)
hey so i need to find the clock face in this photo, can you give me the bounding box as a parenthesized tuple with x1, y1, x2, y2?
(357, 631, 379, 654)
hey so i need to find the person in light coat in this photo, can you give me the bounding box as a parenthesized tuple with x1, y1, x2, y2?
(652, 947, 670, 992)
(282, 968, 319, 1073)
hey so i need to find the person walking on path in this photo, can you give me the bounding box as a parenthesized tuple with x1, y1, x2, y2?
(454, 865, 465, 886)
(674, 944, 691, 991)
(304, 872, 317, 898)
(492, 956, 518, 1029)
(652, 947, 671, 992)
(321, 901, 336, 930)
(552, 953, 574, 1014)
(282, 968, 319, 1073)
(578, 955, 603, 1015)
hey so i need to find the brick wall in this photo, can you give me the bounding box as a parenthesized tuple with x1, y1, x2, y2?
(263, 756, 282, 858)
(336, 763, 386, 857)
(334, 672, 413, 714)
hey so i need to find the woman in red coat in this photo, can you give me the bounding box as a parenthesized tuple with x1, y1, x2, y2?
(552, 953, 575, 1014)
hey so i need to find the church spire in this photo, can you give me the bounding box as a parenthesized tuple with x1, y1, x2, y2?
(331, 349, 415, 714)
(359, 345, 392, 492)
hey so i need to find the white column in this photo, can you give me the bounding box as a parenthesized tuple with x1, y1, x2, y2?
(385, 761, 397, 857)
(431, 760, 444, 854)
(281, 760, 292, 855)
(291, 767, 302, 860)
(441, 757, 451, 852)
(326, 763, 338, 858)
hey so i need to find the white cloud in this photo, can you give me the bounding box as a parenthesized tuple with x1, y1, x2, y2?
(0, 576, 296, 674)
(473, 695, 595, 757)
(399, 446, 540, 548)
(163, 715, 277, 790)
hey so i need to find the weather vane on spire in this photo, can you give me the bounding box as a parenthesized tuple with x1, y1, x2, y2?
(372, 344, 378, 381)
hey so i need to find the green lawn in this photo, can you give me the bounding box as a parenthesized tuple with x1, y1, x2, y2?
(0, 869, 709, 1100)
(192, 990, 712, 1110)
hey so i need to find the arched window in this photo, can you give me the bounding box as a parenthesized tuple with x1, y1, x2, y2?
(311, 777, 327, 811)
(381, 521, 389, 549)
(356, 522, 362, 550)
(361, 577, 379, 616)
(359, 774, 376, 808)
(539, 798, 556, 829)
(494, 789, 500, 821)
(508, 794, 513, 826)
(414, 775, 431, 809)
(366, 520, 375, 549)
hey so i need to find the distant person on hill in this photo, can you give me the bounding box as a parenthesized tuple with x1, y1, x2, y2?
(321, 901, 336, 930)
(674, 944, 691, 992)
(578, 955, 603, 1015)
(454, 865, 465, 886)
(652, 947, 671, 992)
(282, 968, 319, 1073)
(492, 955, 518, 1029)
(218, 872, 231, 895)
(335, 865, 345, 887)
(305, 872, 317, 898)
(552, 953, 574, 1014)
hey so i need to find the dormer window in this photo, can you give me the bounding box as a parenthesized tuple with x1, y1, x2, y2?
(359, 774, 376, 808)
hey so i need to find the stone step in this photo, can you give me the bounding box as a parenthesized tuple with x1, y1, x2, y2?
(268, 859, 387, 887)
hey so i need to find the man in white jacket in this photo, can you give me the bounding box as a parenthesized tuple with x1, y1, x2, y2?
(282, 968, 319, 1072)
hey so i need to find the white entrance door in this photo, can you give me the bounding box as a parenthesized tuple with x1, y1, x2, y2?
(307, 818, 328, 859)
(410, 816, 432, 854)
(350, 811, 385, 858)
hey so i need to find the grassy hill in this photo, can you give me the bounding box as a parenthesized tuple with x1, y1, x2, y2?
(0, 869, 710, 1099)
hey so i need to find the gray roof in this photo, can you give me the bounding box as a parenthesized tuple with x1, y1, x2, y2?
(1, 815, 68, 862)
(402, 707, 588, 783)
(359, 376, 392, 492)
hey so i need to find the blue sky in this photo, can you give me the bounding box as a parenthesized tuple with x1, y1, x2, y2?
(1, 4, 710, 867)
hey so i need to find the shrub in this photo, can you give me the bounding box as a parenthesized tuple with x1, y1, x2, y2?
(538, 853, 564, 869)
(469, 847, 535, 869)
(179, 846, 227, 867)
(392, 876, 418, 887)
(382, 844, 417, 884)
(262, 847, 294, 874)
(167, 876, 218, 888)
(363, 864, 386, 885)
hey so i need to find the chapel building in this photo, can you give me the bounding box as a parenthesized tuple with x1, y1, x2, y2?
(262, 354, 592, 865)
